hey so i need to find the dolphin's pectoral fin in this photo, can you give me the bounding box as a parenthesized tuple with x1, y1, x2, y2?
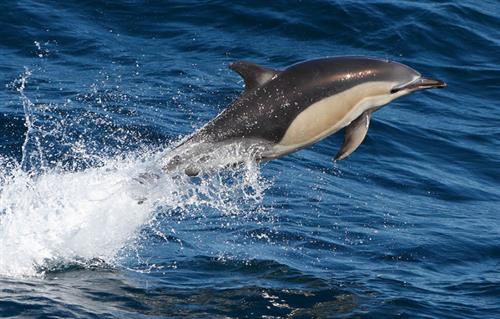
(229, 61, 280, 91)
(335, 111, 371, 161)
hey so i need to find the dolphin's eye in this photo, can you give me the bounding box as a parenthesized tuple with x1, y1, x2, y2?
(390, 86, 403, 94)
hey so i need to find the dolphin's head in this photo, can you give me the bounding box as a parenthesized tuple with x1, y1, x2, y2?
(296, 57, 446, 103)
(386, 61, 446, 96)
(310, 57, 447, 113)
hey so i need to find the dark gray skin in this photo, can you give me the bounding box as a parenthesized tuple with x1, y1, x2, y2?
(188, 57, 441, 144)
(165, 57, 446, 175)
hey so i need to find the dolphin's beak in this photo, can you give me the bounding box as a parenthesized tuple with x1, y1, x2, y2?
(391, 77, 446, 94)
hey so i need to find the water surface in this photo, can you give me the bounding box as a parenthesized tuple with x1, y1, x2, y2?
(0, 1, 499, 318)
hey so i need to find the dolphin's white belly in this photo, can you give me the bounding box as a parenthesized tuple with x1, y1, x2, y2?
(262, 81, 399, 159)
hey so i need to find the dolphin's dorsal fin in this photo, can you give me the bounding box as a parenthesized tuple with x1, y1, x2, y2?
(335, 111, 371, 160)
(229, 61, 279, 91)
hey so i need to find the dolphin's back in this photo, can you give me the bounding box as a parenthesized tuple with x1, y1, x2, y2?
(192, 57, 405, 144)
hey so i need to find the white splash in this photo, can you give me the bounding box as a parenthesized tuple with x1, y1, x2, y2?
(0, 156, 152, 277)
(0, 68, 270, 278)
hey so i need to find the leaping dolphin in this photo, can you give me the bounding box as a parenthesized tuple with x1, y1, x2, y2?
(164, 57, 446, 176)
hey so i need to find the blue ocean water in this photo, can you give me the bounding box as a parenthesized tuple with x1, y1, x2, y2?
(0, 0, 499, 318)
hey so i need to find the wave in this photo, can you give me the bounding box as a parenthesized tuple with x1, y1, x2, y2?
(0, 67, 270, 278)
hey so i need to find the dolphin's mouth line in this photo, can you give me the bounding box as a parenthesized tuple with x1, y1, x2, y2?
(391, 77, 447, 94)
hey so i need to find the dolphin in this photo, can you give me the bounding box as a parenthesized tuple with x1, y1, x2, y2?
(164, 57, 446, 176)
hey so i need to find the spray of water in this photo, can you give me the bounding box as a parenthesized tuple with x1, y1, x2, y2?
(0, 64, 270, 278)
